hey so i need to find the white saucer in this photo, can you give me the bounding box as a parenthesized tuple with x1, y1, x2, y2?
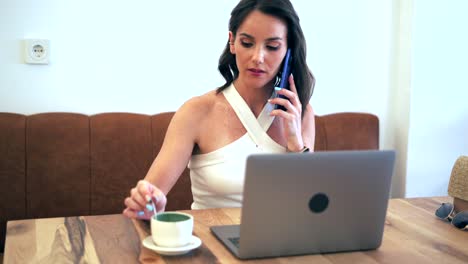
(142, 235, 202, 256)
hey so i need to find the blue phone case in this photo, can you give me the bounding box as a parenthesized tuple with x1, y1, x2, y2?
(277, 49, 292, 110)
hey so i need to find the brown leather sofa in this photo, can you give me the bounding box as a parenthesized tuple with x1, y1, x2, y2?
(0, 111, 378, 252)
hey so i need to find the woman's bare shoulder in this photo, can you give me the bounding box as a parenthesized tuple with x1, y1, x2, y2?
(179, 90, 218, 113)
(171, 90, 222, 125)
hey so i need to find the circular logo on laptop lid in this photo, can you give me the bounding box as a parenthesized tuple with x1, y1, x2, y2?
(309, 193, 329, 213)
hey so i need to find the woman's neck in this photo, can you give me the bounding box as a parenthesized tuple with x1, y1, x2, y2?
(233, 79, 275, 117)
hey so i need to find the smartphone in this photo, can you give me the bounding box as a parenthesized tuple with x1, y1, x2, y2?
(276, 48, 292, 111)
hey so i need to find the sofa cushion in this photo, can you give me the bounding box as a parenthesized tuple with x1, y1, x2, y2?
(0, 113, 26, 254)
(316, 113, 379, 150)
(26, 113, 90, 218)
(90, 113, 154, 215)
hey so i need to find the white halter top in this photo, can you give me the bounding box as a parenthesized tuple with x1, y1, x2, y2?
(188, 83, 286, 209)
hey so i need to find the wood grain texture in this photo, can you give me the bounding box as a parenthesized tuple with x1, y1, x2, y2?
(84, 215, 141, 263)
(4, 217, 100, 263)
(4, 197, 468, 263)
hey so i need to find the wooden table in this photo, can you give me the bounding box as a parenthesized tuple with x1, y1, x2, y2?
(4, 197, 468, 263)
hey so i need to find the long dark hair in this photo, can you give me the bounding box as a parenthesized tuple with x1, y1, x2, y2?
(217, 0, 315, 115)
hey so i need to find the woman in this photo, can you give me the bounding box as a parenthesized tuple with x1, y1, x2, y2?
(123, 0, 315, 219)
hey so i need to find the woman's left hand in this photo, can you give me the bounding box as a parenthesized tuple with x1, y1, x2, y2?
(269, 74, 305, 152)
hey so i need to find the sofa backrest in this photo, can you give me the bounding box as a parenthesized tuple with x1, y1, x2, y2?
(0, 111, 378, 252)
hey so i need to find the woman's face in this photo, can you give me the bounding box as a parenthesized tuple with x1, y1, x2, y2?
(230, 10, 288, 90)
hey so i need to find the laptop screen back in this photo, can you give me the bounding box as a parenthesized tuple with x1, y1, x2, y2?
(237, 150, 395, 258)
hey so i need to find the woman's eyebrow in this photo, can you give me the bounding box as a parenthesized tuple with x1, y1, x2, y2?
(239, 33, 254, 39)
(239, 32, 283, 42)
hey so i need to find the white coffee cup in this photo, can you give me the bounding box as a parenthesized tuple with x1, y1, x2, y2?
(151, 212, 194, 247)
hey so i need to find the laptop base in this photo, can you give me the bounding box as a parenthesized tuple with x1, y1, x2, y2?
(210, 225, 241, 258)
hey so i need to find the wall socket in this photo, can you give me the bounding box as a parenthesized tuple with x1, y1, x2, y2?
(24, 39, 50, 64)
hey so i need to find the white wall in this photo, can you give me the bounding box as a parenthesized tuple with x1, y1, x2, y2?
(405, 0, 468, 197)
(0, 0, 392, 117)
(0, 0, 235, 114)
(0, 0, 465, 198)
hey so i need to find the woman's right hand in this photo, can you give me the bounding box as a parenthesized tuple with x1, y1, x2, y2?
(123, 180, 167, 219)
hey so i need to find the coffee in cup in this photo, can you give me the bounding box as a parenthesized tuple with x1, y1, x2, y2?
(151, 212, 194, 247)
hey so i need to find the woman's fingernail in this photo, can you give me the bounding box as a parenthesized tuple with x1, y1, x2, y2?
(145, 195, 152, 203)
(137, 211, 145, 216)
(274, 87, 281, 91)
(146, 204, 154, 211)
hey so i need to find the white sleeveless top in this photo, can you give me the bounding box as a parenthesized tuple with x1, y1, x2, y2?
(188, 83, 286, 209)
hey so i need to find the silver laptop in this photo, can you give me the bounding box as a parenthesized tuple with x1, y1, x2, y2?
(210, 150, 396, 259)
